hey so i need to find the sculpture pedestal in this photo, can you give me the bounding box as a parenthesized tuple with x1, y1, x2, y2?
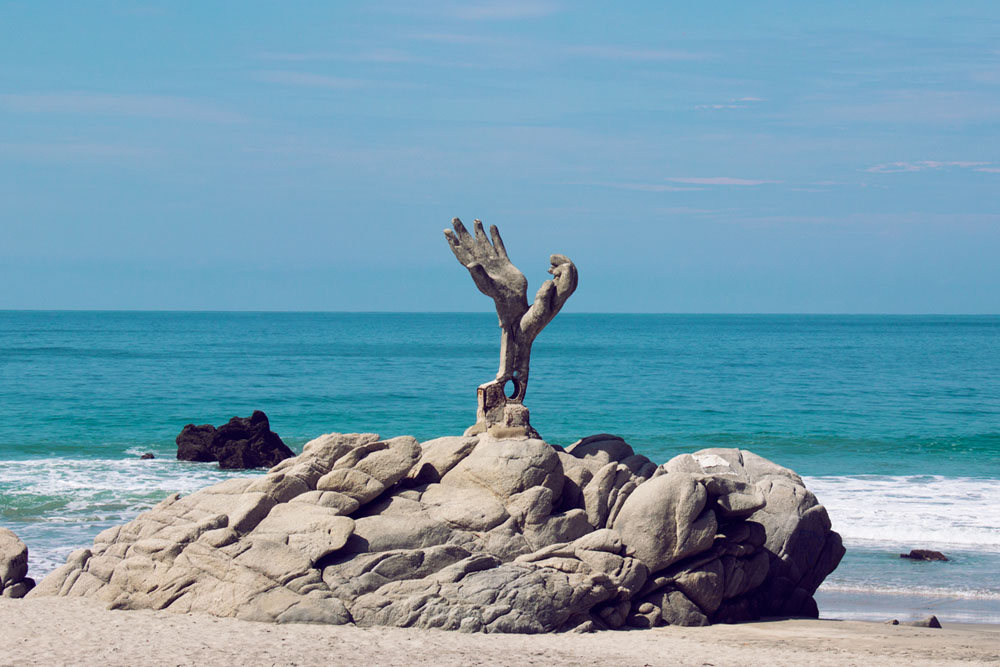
(463, 380, 540, 439)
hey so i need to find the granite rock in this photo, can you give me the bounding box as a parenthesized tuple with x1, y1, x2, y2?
(34, 433, 843, 631)
(0, 528, 34, 599)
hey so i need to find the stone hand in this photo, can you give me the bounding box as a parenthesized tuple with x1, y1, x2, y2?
(520, 255, 579, 350)
(444, 218, 529, 319)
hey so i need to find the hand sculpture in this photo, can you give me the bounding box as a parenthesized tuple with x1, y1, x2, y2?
(445, 218, 577, 437)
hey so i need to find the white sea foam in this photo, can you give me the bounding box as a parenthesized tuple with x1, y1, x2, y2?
(815, 588, 1000, 624)
(818, 582, 1000, 600)
(0, 457, 265, 577)
(0, 457, 260, 522)
(804, 475, 1000, 551)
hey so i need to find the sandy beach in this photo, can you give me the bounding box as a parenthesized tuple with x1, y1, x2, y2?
(2, 597, 998, 667)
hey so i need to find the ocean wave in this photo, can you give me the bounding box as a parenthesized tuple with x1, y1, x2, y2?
(804, 475, 1000, 550)
(5, 461, 999, 587)
(29, 545, 77, 576)
(0, 457, 262, 523)
(0, 456, 266, 578)
(818, 582, 1000, 600)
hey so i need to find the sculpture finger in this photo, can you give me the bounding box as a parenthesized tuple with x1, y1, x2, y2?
(472, 219, 493, 257)
(451, 218, 475, 248)
(490, 225, 510, 260)
(549, 257, 578, 298)
(444, 228, 472, 265)
(549, 254, 571, 267)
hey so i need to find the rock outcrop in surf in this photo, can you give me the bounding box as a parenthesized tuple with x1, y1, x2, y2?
(176, 411, 293, 470)
(33, 431, 843, 632)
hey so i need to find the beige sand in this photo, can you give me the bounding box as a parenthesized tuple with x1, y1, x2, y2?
(2, 597, 998, 667)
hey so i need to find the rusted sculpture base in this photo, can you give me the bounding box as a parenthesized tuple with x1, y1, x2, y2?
(463, 380, 540, 439)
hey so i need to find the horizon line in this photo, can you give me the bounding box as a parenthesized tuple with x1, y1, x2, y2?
(2, 309, 999, 317)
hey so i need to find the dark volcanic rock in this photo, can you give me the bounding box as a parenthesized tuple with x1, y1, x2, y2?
(140, 453, 155, 460)
(900, 549, 948, 562)
(175, 411, 293, 469)
(176, 424, 218, 462)
(213, 411, 294, 469)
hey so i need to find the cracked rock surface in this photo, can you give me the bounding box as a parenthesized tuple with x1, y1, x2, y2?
(31, 432, 844, 632)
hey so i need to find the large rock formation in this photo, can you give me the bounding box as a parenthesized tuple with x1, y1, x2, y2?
(176, 411, 294, 469)
(33, 432, 843, 632)
(0, 527, 35, 599)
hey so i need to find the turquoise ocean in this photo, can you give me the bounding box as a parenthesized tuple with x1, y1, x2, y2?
(1, 312, 998, 622)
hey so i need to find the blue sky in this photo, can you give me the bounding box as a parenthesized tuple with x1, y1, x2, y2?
(1, 1, 998, 312)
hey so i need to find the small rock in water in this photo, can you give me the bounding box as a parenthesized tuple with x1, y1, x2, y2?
(176, 410, 293, 469)
(902, 615, 942, 629)
(140, 452, 155, 460)
(900, 549, 948, 561)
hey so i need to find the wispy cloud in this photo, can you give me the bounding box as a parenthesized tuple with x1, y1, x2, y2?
(970, 69, 1000, 84)
(257, 49, 414, 64)
(866, 160, 992, 173)
(410, 32, 498, 45)
(0, 141, 157, 163)
(657, 207, 719, 215)
(120, 5, 167, 17)
(665, 177, 780, 186)
(566, 45, 710, 61)
(452, 1, 560, 21)
(253, 70, 369, 89)
(0, 92, 243, 123)
(822, 90, 1000, 123)
(254, 69, 426, 90)
(735, 212, 1000, 229)
(584, 182, 704, 192)
(257, 52, 327, 62)
(696, 96, 765, 110)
